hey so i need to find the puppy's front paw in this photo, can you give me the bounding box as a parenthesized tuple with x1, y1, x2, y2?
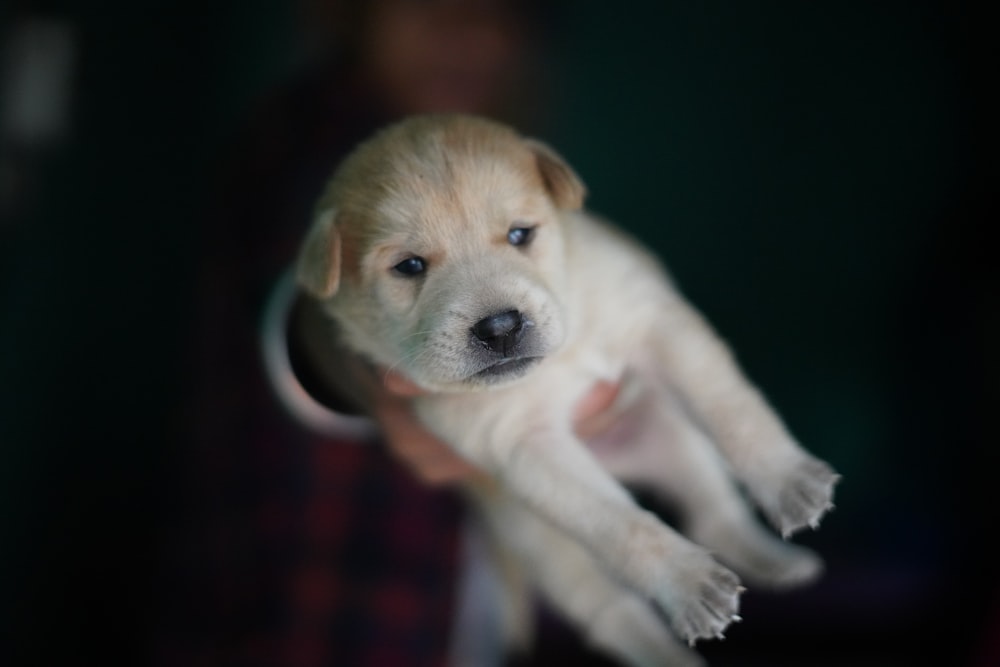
(761, 456, 840, 538)
(657, 544, 743, 646)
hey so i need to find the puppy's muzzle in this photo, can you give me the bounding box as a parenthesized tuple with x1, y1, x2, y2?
(472, 309, 528, 356)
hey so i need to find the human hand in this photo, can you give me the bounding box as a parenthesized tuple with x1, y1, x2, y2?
(372, 368, 623, 486)
(371, 369, 486, 485)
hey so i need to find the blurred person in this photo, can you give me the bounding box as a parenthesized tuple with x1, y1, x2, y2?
(156, 2, 621, 666)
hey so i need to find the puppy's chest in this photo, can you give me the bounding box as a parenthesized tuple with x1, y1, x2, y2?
(558, 256, 662, 375)
(535, 293, 659, 402)
(548, 327, 632, 387)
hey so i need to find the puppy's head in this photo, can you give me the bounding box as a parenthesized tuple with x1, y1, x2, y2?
(297, 114, 586, 392)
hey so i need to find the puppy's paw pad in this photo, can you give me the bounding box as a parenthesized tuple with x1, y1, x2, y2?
(770, 458, 840, 538)
(663, 556, 743, 646)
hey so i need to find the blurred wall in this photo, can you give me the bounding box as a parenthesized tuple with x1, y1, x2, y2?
(1, 1, 994, 665)
(0, 1, 300, 662)
(547, 5, 995, 664)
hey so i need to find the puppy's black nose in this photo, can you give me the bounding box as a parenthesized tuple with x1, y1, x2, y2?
(472, 310, 524, 355)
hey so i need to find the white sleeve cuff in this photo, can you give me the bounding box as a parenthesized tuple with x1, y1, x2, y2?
(259, 269, 378, 441)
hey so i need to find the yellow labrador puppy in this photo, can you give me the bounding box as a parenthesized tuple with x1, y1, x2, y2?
(296, 114, 839, 666)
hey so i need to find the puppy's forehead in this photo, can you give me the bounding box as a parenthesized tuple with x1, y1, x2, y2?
(332, 119, 549, 239)
(378, 134, 543, 223)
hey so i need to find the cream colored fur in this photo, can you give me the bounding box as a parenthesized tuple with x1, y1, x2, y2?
(296, 115, 840, 666)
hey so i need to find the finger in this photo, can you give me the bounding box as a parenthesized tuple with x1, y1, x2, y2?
(408, 456, 486, 486)
(388, 428, 449, 459)
(392, 435, 482, 480)
(375, 402, 487, 484)
(573, 380, 621, 423)
(388, 429, 483, 483)
(575, 408, 623, 440)
(381, 368, 426, 397)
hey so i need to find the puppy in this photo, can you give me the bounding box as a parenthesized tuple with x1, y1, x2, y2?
(296, 114, 840, 666)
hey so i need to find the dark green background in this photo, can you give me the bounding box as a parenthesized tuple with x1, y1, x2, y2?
(1, 1, 994, 665)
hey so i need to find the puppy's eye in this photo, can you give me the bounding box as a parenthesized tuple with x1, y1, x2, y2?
(507, 226, 535, 247)
(392, 256, 427, 277)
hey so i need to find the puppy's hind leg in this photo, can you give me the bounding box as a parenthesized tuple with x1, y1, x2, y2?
(595, 384, 823, 590)
(478, 494, 704, 667)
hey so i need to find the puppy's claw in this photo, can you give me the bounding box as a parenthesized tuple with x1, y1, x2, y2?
(731, 614, 742, 623)
(768, 458, 839, 538)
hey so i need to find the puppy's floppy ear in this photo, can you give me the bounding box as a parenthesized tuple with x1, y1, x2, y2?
(296, 208, 342, 299)
(525, 139, 587, 210)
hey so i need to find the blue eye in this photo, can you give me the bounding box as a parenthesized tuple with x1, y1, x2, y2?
(507, 226, 535, 247)
(393, 256, 427, 276)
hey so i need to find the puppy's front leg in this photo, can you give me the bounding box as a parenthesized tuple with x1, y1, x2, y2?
(652, 295, 840, 538)
(417, 397, 742, 646)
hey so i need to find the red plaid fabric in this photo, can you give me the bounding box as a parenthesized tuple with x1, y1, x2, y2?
(160, 391, 464, 667)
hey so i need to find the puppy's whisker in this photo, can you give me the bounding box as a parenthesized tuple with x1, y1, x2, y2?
(380, 330, 435, 381)
(397, 328, 435, 345)
(382, 344, 435, 385)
